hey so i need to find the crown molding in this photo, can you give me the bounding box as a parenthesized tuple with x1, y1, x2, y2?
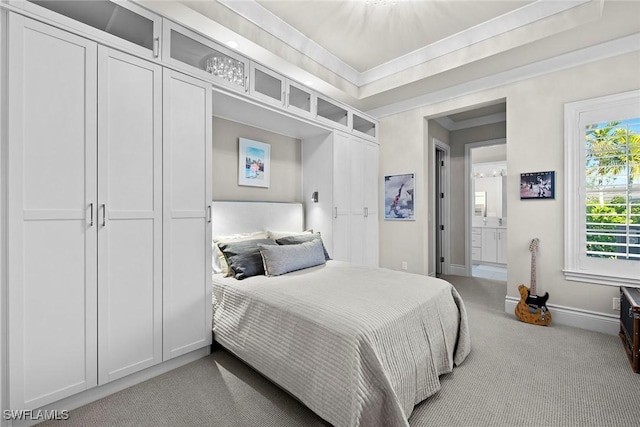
(218, 0, 592, 87)
(366, 33, 640, 119)
(435, 112, 507, 131)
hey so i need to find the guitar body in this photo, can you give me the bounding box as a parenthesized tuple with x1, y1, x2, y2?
(515, 284, 552, 326)
(514, 238, 552, 326)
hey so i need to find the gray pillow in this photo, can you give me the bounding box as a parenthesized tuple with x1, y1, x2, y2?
(259, 239, 326, 276)
(218, 238, 276, 280)
(275, 232, 331, 260)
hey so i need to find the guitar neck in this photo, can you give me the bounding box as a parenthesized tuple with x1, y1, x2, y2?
(530, 250, 537, 295)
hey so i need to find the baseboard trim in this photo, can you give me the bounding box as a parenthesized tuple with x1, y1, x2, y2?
(505, 296, 619, 335)
(449, 264, 468, 277)
(13, 347, 211, 427)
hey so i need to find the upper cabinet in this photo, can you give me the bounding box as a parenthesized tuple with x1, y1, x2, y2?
(316, 96, 350, 130)
(250, 63, 316, 118)
(163, 20, 249, 93)
(19, 0, 378, 140)
(352, 113, 378, 141)
(23, 0, 162, 60)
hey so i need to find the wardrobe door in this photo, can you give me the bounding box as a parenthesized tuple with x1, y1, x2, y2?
(7, 15, 98, 409)
(332, 132, 351, 262)
(163, 69, 212, 360)
(97, 46, 163, 384)
(349, 137, 365, 265)
(362, 140, 380, 267)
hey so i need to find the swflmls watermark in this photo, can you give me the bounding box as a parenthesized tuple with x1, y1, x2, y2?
(3, 409, 70, 421)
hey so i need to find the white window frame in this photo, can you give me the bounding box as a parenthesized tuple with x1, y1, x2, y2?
(564, 90, 640, 288)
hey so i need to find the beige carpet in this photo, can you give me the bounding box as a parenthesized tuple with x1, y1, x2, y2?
(39, 275, 640, 427)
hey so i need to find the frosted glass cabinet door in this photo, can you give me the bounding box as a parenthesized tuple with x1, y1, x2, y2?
(163, 69, 213, 361)
(7, 15, 98, 410)
(97, 46, 163, 384)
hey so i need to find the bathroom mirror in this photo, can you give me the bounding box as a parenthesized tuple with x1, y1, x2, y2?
(474, 192, 486, 217)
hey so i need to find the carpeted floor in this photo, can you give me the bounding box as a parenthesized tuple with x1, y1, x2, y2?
(39, 275, 640, 427)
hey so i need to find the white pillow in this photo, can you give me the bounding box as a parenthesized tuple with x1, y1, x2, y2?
(266, 229, 313, 240)
(258, 239, 326, 276)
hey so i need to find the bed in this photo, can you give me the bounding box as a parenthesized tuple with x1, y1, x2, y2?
(210, 201, 470, 427)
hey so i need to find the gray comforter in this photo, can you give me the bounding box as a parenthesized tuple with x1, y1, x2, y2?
(212, 261, 470, 427)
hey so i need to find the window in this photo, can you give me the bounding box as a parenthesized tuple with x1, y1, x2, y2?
(564, 90, 640, 287)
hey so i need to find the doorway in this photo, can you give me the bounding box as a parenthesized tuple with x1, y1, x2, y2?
(466, 140, 507, 281)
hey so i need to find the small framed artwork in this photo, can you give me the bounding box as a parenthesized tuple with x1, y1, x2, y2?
(238, 138, 270, 188)
(384, 173, 415, 220)
(520, 171, 555, 199)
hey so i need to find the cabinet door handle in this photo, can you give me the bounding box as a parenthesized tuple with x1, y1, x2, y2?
(245, 76, 249, 93)
(101, 204, 106, 227)
(364, 207, 368, 218)
(282, 91, 286, 107)
(153, 37, 160, 58)
(334, 207, 338, 219)
(88, 203, 94, 227)
(208, 205, 212, 223)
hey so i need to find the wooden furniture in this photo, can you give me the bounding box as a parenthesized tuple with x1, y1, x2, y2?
(619, 287, 640, 373)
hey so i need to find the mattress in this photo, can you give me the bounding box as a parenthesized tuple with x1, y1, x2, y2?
(212, 260, 470, 427)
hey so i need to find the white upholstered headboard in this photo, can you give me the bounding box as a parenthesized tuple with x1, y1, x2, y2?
(211, 201, 304, 237)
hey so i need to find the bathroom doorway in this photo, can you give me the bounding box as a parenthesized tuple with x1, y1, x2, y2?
(467, 141, 507, 281)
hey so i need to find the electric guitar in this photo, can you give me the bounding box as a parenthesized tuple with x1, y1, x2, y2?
(515, 238, 552, 326)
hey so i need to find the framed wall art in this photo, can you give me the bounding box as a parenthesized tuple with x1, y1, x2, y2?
(384, 173, 415, 220)
(520, 171, 555, 199)
(238, 138, 270, 188)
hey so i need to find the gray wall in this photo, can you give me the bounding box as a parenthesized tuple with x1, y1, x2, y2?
(212, 117, 302, 202)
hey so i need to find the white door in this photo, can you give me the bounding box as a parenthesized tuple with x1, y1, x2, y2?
(7, 15, 98, 409)
(363, 140, 380, 266)
(97, 46, 163, 383)
(332, 132, 351, 262)
(163, 69, 213, 360)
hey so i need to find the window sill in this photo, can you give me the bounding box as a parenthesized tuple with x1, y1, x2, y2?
(563, 269, 640, 288)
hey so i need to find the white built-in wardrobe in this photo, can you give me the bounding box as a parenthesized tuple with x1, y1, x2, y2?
(303, 131, 379, 267)
(6, 14, 212, 410)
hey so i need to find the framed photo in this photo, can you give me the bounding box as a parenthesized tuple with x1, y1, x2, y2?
(384, 173, 415, 220)
(238, 138, 270, 188)
(520, 171, 555, 199)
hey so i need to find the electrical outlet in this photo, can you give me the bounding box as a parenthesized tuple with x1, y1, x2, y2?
(401, 261, 408, 270)
(613, 297, 621, 311)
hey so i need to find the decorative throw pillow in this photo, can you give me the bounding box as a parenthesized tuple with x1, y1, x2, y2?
(218, 238, 276, 280)
(259, 239, 326, 276)
(213, 231, 267, 275)
(275, 232, 331, 260)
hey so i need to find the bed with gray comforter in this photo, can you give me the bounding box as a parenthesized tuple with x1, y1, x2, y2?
(212, 260, 470, 427)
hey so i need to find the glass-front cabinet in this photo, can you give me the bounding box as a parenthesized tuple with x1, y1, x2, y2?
(23, 0, 162, 59)
(163, 20, 249, 92)
(352, 113, 377, 141)
(316, 96, 349, 129)
(250, 63, 285, 106)
(287, 81, 315, 117)
(250, 63, 316, 118)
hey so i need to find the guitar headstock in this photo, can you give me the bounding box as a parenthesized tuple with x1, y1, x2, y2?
(529, 238, 539, 253)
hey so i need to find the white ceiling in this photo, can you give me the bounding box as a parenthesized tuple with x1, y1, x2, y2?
(253, 0, 534, 73)
(143, 0, 640, 116)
